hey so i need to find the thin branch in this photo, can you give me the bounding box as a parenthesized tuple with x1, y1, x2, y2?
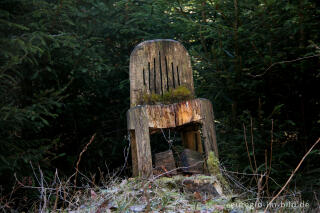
(74, 133, 96, 186)
(250, 118, 258, 176)
(151, 161, 205, 181)
(247, 54, 320, 78)
(243, 123, 258, 183)
(264, 137, 320, 213)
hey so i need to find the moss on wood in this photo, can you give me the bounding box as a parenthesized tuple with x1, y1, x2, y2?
(142, 86, 194, 105)
(207, 151, 230, 192)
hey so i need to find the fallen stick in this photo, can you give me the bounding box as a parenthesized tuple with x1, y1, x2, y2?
(264, 137, 320, 213)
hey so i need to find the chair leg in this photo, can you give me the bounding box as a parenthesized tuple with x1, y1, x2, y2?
(130, 108, 153, 178)
(129, 130, 139, 176)
(200, 100, 219, 159)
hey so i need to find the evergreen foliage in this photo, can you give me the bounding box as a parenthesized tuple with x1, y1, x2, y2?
(0, 0, 319, 210)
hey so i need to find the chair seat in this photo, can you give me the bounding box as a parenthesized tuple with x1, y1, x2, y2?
(127, 98, 210, 130)
(127, 98, 218, 160)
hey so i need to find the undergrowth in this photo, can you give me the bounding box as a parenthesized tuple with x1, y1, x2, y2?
(1, 163, 319, 212)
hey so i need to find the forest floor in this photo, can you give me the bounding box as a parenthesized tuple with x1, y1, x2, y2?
(58, 174, 312, 213)
(68, 174, 244, 213)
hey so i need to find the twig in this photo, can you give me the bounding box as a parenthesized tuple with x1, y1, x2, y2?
(53, 169, 60, 211)
(247, 54, 320, 78)
(255, 172, 267, 212)
(222, 170, 257, 194)
(220, 168, 282, 189)
(39, 165, 46, 213)
(265, 119, 274, 196)
(264, 137, 320, 213)
(152, 161, 204, 180)
(250, 118, 258, 176)
(243, 123, 258, 184)
(115, 139, 131, 177)
(74, 133, 96, 187)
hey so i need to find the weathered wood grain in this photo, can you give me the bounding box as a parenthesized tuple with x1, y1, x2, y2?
(129, 107, 153, 178)
(129, 130, 138, 176)
(127, 98, 219, 159)
(196, 131, 203, 153)
(130, 39, 194, 107)
(181, 131, 197, 151)
(180, 148, 204, 174)
(127, 40, 219, 177)
(181, 130, 203, 153)
(200, 99, 219, 158)
(127, 99, 203, 129)
(154, 150, 177, 175)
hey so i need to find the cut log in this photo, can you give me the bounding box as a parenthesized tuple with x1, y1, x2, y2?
(153, 150, 177, 176)
(180, 149, 204, 174)
(183, 179, 220, 197)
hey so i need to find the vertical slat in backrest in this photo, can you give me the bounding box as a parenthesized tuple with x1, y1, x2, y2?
(130, 39, 194, 107)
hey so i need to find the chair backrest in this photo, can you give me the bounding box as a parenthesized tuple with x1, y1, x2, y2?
(129, 39, 194, 107)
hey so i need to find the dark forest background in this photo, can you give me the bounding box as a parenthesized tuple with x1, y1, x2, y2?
(0, 0, 319, 210)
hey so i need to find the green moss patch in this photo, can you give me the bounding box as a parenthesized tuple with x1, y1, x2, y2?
(142, 86, 194, 104)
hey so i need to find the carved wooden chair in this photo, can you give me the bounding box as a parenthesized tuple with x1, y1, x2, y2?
(127, 39, 218, 177)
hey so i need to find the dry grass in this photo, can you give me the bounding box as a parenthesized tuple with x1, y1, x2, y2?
(3, 164, 317, 212)
(3, 134, 318, 212)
